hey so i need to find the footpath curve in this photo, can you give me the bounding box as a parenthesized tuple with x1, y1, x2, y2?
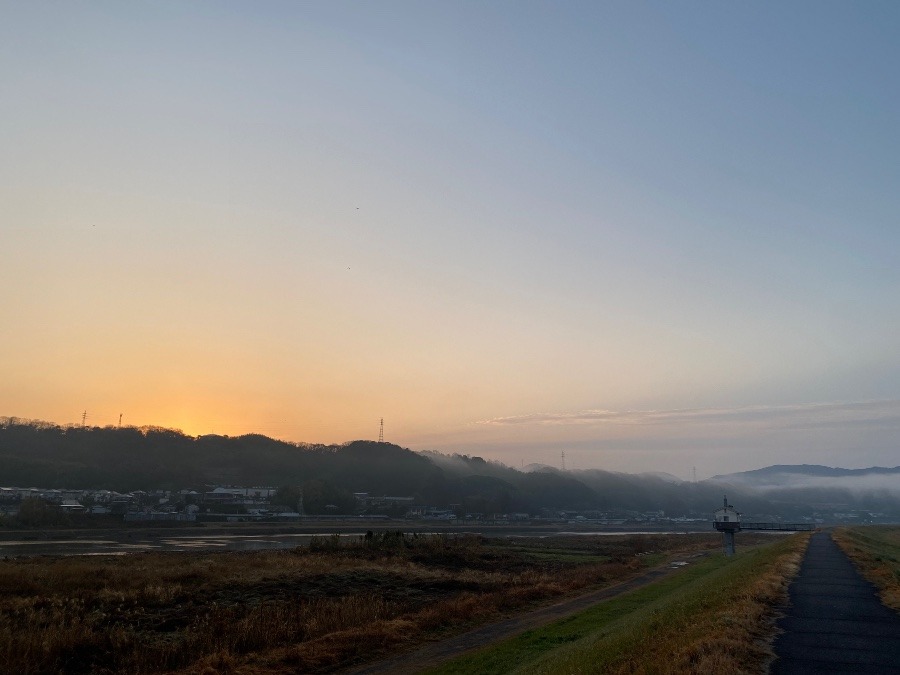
(771, 530, 900, 674)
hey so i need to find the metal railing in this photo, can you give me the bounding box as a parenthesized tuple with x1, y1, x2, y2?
(738, 521, 814, 531)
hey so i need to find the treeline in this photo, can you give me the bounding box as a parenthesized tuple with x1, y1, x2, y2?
(0, 418, 781, 516)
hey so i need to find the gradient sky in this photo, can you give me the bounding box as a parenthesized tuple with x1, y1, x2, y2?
(3, 2, 900, 478)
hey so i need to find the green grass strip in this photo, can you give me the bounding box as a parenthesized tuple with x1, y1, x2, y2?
(426, 538, 795, 675)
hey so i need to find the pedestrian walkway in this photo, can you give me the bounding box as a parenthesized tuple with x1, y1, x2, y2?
(771, 531, 900, 674)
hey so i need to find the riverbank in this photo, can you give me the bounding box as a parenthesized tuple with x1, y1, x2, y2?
(0, 520, 712, 557)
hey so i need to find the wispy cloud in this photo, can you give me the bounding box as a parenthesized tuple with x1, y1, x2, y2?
(477, 400, 900, 430)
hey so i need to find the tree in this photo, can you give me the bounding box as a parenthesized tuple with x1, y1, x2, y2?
(16, 498, 68, 527)
(273, 485, 304, 513)
(301, 479, 355, 514)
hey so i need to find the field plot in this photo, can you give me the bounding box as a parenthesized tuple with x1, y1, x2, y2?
(833, 525, 900, 611)
(0, 532, 726, 674)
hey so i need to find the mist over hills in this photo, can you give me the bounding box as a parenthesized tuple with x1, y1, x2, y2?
(712, 465, 900, 516)
(714, 464, 900, 485)
(1, 418, 898, 521)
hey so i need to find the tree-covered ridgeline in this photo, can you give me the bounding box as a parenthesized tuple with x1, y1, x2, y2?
(1, 417, 881, 519)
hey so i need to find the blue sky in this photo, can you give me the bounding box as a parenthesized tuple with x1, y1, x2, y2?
(2, 2, 899, 477)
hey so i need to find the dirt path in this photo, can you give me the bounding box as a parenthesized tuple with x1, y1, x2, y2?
(346, 562, 687, 675)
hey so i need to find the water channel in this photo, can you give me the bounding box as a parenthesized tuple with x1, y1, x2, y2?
(0, 524, 712, 557)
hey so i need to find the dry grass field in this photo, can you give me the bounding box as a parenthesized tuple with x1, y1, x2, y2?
(0, 531, 725, 674)
(833, 525, 900, 611)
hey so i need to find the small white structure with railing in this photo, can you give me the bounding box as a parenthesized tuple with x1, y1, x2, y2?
(713, 496, 741, 555)
(713, 495, 813, 556)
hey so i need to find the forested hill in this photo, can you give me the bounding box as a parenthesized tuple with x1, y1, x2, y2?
(0, 418, 724, 514)
(0, 420, 436, 496)
(4, 418, 896, 518)
(0, 419, 607, 512)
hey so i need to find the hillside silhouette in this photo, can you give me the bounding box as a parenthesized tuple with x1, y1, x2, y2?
(2, 418, 898, 519)
(0, 419, 604, 513)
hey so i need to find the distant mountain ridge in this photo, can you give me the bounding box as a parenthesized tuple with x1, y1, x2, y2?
(710, 464, 900, 519)
(714, 464, 900, 482)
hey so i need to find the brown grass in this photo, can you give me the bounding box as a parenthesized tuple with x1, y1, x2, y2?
(0, 532, 725, 674)
(554, 533, 810, 675)
(833, 526, 900, 611)
(679, 535, 810, 675)
(426, 533, 811, 675)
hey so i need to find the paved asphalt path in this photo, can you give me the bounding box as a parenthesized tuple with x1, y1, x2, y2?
(771, 531, 900, 674)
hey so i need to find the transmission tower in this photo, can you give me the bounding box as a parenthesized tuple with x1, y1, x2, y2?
(81, 410, 87, 429)
(378, 418, 384, 443)
(561, 450, 566, 472)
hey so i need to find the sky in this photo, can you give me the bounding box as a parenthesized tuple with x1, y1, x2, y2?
(3, 2, 899, 478)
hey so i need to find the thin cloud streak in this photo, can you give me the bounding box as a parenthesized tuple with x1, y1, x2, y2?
(408, 400, 900, 477)
(477, 400, 900, 431)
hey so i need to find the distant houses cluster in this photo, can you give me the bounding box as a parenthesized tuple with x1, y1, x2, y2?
(0, 484, 692, 525)
(0, 485, 283, 523)
(0, 484, 892, 526)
